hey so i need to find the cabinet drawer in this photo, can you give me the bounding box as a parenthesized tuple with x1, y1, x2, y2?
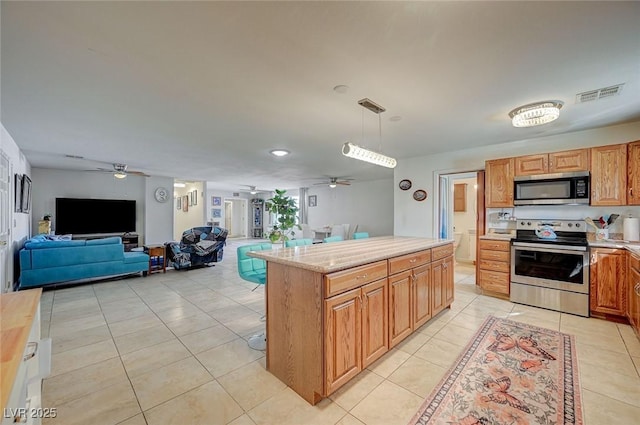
(629, 251, 640, 272)
(325, 261, 388, 298)
(478, 270, 510, 295)
(432, 244, 454, 261)
(479, 249, 510, 262)
(479, 239, 511, 252)
(479, 259, 510, 273)
(388, 250, 431, 275)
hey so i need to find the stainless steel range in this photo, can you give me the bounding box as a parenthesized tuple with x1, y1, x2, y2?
(510, 219, 589, 317)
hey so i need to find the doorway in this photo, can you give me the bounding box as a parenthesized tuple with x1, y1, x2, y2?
(224, 199, 248, 238)
(439, 171, 481, 266)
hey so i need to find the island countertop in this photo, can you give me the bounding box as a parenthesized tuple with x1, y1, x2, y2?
(1, 288, 42, 410)
(247, 236, 453, 273)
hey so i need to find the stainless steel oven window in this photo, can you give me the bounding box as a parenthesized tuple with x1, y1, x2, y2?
(511, 244, 589, 294)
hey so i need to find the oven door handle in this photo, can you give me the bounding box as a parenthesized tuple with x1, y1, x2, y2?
(512, 241, 587, 253)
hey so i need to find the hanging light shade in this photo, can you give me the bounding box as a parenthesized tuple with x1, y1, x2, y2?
(113, 172, 127, 179)
(342, 142, 397, 168)
(341, 98, 397, 168)
(509, 101, 563, 127)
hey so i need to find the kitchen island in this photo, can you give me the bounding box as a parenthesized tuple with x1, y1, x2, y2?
(247, 236, 454, 404)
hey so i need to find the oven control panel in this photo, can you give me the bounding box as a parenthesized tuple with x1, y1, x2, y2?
(517, 219, 586, 233)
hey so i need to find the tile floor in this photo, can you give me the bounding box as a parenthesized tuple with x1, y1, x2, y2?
(39, 241, 640, 425)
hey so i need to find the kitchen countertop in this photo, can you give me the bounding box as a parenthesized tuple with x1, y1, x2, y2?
(479, 233, 515, 241)
(247, 236, 453, 273)
(1, 288, 42, 410)
(589, 239, 640, 253)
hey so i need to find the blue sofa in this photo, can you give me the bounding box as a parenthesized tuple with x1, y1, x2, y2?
(19, 236, 149, 289)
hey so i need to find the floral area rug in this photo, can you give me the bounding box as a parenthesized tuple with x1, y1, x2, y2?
(409, 316, 583, 425)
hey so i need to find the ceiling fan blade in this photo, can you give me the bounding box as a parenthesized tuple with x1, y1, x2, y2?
(127, 170, 150, 177)
(313, 182, 328, 186)
(336, 181, 351, 185)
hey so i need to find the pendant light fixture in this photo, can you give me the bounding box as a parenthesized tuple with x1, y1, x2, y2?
(509, 101, 564, 127)
(342, 98, 397, 168)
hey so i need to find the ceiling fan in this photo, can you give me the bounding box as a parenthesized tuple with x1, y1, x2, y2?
(88, 163, 150, 179)
(241, 185, 271, 194)
(313, 177, 352, 188)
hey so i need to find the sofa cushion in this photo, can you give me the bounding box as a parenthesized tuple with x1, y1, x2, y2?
(123, 252, 150, 264)
(25, 240, 86, 249)
(86, 237, 122, 246)
(30, 244, 123, 269)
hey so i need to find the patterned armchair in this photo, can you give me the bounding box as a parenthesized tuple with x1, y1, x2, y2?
(165, 226, 228, 270)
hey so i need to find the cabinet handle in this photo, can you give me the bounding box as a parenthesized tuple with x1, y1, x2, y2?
(356, 274, 368, 280)
(23, 341, 38, 361)
(358, 295, 363, 310)
(409, 259, 417, 263)
(630, 187, 634, 197)
(636, 282, 640, 296)
(591, 254, 596, 264)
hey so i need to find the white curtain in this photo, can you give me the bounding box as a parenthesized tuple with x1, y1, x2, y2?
(298, 187, 308, 224)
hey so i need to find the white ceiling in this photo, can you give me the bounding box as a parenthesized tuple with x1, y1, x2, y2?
(2, 2, 639, 191)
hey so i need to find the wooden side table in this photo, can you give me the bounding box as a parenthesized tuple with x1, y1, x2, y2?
(147, 245, 166, 274)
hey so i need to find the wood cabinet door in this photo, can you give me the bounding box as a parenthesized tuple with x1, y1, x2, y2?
(361, 279, 388, 368)
(548, 149, 590, 173)
(431, 259, 446, 316)
(443, 255, 455, 306)
(389, 271, 413, 348)
(591, 144, 627, 206)
(324, 288, 361, 394)
(628, 261, 640, 334)
(412, 264, 432, 329)
(515, 154, 548, 176)
(453, 183, 467, 212)
(590, 248, 627, 316)
(628, 141, 640, 205)
(485, 158, 514, 207)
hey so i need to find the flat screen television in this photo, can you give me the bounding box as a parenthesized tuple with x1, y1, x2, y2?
(55, 198, 136, 235)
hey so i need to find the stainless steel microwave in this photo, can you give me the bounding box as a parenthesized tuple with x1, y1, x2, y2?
(513, 171, 590, 205)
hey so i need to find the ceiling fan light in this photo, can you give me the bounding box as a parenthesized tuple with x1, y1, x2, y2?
(250, 190, 257, 194)
(509, 101, 563, 127)
(329, 183, 337, 188)
(114, 172, 127, 179)
(270, 149, 290, 157)
(342, 142, 397, 168)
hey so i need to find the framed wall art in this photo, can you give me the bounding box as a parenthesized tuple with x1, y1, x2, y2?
(14, 173, 22, 212)
(191, 190, 198, 206)
(308, 195, 317, 207)
(21, 174, 32, 213)
(212, 196, 222, 206)
(176, 197, 181, 210)
(182, 195, 189, 211)
(212, 208, 222, 218)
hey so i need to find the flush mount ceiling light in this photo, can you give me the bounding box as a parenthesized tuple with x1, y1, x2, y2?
(270, 149, 290, 157)
(341, 98, 397, 169)
(174, 182, 186, 188)
(509, 101, 564, 127)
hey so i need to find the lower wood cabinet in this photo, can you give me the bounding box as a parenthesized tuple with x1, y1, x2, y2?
(627, 251, 640, 337)
(432, 255, 454, 316)
(590, 247, 627, 316)
(324, 279, 388, 394)
(478, 239, 511, 295)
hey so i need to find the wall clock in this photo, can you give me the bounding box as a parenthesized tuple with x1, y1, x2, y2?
(399, 179, 412, 190)
(154, 187, 169, 203)
(413, 189, 428, 202)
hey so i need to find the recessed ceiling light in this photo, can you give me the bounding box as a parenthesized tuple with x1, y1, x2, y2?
(270, 149, 290, 157)
(174, 182, 186, 188)
(333, 85, 349, 94)
(389, 116, 402, 122)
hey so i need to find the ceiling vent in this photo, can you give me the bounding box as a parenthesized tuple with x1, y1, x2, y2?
(576, 84, 624, 103)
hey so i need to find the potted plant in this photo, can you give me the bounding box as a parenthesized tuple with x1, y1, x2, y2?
(265, 189, 301, 246)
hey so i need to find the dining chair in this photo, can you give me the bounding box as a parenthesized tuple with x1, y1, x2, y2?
(284, 238, 313, 247)
(330, 224, 346, 240)
(323, 235, 344, 243)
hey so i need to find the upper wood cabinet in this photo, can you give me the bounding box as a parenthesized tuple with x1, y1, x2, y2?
(628, 141, 640, 205)
(514, 149, 589, 176)
(453, 183, 467, 212)
(485, 158, 514, 207)
(549, 149, 590, 173)
(591, 144, 627, 206)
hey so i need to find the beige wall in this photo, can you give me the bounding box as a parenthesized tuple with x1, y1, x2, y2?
(173, 182, 205, 241)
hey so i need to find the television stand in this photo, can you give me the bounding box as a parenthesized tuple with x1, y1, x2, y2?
(73, 233, 139, 252)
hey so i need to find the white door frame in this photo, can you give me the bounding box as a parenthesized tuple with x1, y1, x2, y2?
(1, 150, 13, 292)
